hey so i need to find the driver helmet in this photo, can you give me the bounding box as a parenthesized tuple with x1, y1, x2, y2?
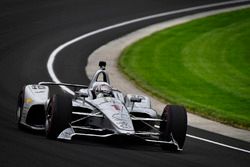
(94, 83, 113, 98)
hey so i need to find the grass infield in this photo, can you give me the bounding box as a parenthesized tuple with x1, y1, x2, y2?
(119, 8, 250, 129)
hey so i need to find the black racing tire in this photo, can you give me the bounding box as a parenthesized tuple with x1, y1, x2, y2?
(159, 105, 187, 151)
(45, 94, 72, 139)
(16, 87, 25, 129)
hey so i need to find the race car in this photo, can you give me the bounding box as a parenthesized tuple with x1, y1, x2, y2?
(16, 61, 187, 151)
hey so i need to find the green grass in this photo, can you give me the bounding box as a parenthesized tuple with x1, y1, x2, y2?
(119, 8, 250, 129)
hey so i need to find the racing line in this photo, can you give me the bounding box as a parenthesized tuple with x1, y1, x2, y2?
(47, 0, 250, 154)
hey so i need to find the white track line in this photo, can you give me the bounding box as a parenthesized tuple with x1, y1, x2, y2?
(187, 134, 250, 154)
(47, 0, 250, 153)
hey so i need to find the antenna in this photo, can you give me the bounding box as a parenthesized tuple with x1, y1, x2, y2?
(99, 61, 106, 70)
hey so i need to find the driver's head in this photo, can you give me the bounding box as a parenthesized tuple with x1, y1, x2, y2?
(94, 83, 112, 97)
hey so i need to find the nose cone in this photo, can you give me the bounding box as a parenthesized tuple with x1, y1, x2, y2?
(94, 98, 135, 133)
(111, 106, 134, 131)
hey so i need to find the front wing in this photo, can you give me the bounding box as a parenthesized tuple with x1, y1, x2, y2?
(57, 112, 182, 150)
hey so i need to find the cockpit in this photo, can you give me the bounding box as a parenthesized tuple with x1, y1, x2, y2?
(92, 82, 113, 98)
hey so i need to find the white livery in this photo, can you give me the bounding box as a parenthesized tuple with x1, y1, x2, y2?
(17, 61, 187, 151)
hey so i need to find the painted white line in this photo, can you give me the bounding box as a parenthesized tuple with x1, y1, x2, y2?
(47, 0, 250, 95)
(47, 0, 250, 152)
(187, 134, 250, 154)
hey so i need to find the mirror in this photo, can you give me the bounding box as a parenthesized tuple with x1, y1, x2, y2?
(76, 89, 89, 98)
(130, 96, 142, 103)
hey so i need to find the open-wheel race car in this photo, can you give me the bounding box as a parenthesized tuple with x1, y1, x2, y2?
(17, 61, 187, 151)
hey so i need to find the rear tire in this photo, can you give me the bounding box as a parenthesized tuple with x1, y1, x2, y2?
(160, 105, 187, 151)
(17, 87, 25, 129)
(45, 94, 72, 139)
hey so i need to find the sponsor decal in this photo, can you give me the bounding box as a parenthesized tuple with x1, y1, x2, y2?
(112, 106, 132, 129)
(112, 104, 121, 111)
(35, 91, 46, 93)
(117, 120, 131, 129)
(24, 98, 33, 103)
(32, 85, 46, 89)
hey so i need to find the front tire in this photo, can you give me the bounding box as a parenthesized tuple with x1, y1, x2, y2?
(45, 94, 72, 139)
(160, 105, 187, 151)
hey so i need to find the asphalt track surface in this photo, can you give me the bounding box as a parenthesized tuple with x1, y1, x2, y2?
(0, 0, 250, 166)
